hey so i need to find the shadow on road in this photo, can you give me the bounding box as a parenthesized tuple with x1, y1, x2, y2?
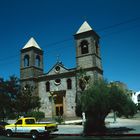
(106, 127, 134, 134)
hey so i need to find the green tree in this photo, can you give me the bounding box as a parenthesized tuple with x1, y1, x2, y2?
(14, 84, 41, 116)
(77, 68, 90, 91)
(0, 76, 41, 118)
(76, 68, 90, 117)
(4, 76, 20, 118)
(109, 84, 137, 118)
(79, 79, 137, 134)
(5, 75, 20, 99)
(0, 77, 12, 120)
(0, 92, 11, 120)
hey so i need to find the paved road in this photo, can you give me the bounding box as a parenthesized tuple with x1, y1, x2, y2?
(51, 136, 140, 140)
(1, 113, 140, 140)
(1, 135, 140, 140)
(0, 136, 31, 140)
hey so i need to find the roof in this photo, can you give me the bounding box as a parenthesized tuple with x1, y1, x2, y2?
(22, 37, 41, 50)
(76, 21, 93, 34)
(47, 61, 71, 75)
(37, 61, 76, 80)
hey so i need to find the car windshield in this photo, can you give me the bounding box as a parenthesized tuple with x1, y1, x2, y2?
(25, 119, 35, 124)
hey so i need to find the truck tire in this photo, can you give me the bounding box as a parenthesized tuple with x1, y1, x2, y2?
(6, 129, 13, 137)
(44, 132, 50, 140)
(31, 130, 39, 140)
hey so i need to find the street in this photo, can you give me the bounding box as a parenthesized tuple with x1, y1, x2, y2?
(1, 135, 140, 140)
(1, 113, 140, 140)
(0, 136, 31, 140)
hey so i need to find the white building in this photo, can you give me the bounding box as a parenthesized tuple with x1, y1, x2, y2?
(132, 91, 140, 105)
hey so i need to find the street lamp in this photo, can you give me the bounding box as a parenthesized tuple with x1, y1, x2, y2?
(82, 112, 86, 126)
(113, 111, 116, 123)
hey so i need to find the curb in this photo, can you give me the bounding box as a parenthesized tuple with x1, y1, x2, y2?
(52, 134, 81, 136)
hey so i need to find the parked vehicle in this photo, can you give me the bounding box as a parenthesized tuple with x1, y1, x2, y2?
(5, 117, 58, 139)
(0, 121, 9, 135)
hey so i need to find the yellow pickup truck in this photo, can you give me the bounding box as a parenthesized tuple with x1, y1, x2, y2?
(5, 117, 58, 139)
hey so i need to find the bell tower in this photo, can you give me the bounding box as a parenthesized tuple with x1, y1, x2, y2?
(74, 21, 103, 81)
(20, 37, 43, 87)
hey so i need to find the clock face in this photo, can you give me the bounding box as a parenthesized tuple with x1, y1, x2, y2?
(55, 66, 60, 73)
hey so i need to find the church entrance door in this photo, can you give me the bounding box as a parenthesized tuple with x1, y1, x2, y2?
(55, 104, 63, 116)
(54, 91, 65, 116)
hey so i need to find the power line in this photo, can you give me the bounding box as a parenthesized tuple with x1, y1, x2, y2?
(46, 17, 140, 52)
(0, 57, 18, 65)
(0, 54, 19, 62)
(46, 38, 73, 48)
(101, 24, 140, 38)
(45, 23, 140, 55)
(97, 17, 140, 32)
(0, 17, 140, 63)
(0, 38, 73, 63)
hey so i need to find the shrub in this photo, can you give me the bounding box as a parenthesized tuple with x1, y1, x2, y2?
(55, 116, 63, 124)
(26, 111, 45, 121)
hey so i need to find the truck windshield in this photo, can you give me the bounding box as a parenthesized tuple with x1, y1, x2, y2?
(25, 119, 35, 124)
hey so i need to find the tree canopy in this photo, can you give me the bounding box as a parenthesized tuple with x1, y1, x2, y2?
(77, 79, 137, 133)
(13, 84, 41, 115)
(0, 76, 41, 120)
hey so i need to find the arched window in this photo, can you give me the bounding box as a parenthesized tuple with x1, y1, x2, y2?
(24, 55, 29, 67)
(67, 79, 72, 89)
(35, 55, 40, 67)
(46, 81, 50, 92)
(95, 41, 99, 55)
(54, 79, 61, 86)
(80, 40, 89, 54)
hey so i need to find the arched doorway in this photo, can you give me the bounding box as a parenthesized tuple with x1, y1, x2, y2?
(53, 91, 66, 116)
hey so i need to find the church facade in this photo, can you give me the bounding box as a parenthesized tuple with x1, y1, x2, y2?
(20, 21, 103, 117)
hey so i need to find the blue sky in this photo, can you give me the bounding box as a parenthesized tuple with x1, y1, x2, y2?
(0, 0, 140, 91)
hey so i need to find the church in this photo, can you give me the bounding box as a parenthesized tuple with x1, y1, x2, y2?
(20, 21, 103, 117)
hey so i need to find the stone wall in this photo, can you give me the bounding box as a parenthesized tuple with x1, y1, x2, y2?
(38, 76, 76, 117)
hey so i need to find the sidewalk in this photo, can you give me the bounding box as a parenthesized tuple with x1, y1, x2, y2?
(52, 125, 83, 135)
(106, 117, 140, 134)
(52, 117, 140, 136)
